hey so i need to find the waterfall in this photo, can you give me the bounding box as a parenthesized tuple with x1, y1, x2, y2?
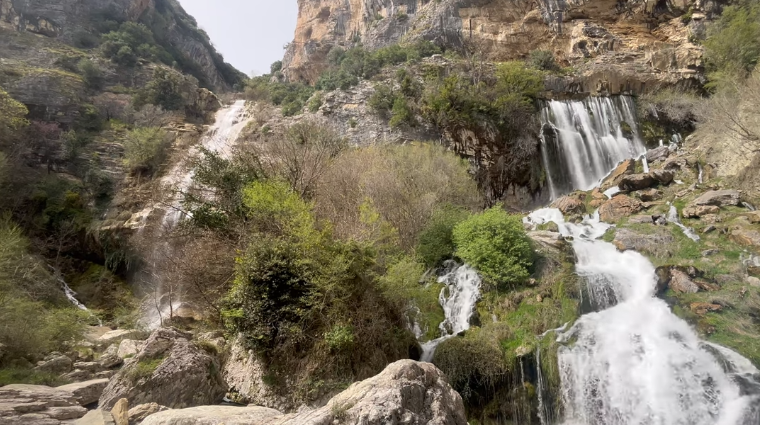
(420, 262, 481, 362)
(539, 96, 646, 199)
(668, 205, 701, 242)
(138, 100, 250, 328)
(526, 209, 760, 425)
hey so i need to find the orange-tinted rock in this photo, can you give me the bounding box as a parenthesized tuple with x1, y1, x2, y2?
(690, 303, 722, 316)
(599, 195, 643, 223)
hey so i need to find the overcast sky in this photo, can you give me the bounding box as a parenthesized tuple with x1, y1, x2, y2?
(178, 0, 297, 76)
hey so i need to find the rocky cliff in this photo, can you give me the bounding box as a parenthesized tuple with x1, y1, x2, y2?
(0, 0, 243, 91)
(283, 0, 726, 95)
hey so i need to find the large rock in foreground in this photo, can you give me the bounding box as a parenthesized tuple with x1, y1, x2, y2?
(98, 328, 226, 410)
(0, 384, 87, 424)
(142, 360, 467, 425)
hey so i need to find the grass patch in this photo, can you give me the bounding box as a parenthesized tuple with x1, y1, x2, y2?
(0, 367, 70, 387)
(124, 357, 164, 382)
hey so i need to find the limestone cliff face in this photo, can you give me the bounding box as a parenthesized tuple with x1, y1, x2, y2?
(283, 0, 726, 95)
(0, 0, 243, 91)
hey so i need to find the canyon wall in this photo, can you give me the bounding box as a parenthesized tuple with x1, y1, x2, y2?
(283, 0, 727, 95)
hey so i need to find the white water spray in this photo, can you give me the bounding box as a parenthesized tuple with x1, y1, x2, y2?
(539, 96, 646, 199)
(668, 205, 701, 242)
(526, 209, 759, 425)
(420, 262, 481, 362)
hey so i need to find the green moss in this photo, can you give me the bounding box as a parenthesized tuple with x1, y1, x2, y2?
(125, 357, 165, 382)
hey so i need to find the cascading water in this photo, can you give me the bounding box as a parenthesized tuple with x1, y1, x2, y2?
(526, 209, 760, 425)
(540, 96, 646, 199)
(419, 261, 482, 362)
(668, 205, 701, 242)
(137, 100, 250, 327)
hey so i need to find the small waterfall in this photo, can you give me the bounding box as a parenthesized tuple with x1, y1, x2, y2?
(52, 269, 87, 311)
(642, 156, 650, 173)
(698, 163, 704, 184)
(539, 96, 646, 199)
(668, 205, 701, 242)
(527, 209, 760, 425)
(420, 262, 481, 362)
(137, 100, 250, 328)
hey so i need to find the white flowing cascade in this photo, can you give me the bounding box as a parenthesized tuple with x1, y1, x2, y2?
(420, 262, 482, 362)
(525, 209, 760, 425)
(141, 100, 250, 328)
(540, 96, 646, 199)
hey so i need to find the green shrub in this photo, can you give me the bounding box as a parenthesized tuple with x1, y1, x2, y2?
(417, 205, 472, 268)
(244, 76, 315, 116)
(368, 84, 396, 117)
(122, 127, 171, 175)
(529, 50, 559, 71)
(78, 59, 105, 90)
(133, 68, 186, 111)
(0, 368, 70, 386)
(389, 96, 415, 128)
(704, 3, 760, 79)
(308, 92, 323, 112)
(452, 206, 533, 287)
(324, 324, 355, 352)
(270, 60, 283, 74)
(125, 357, 164, 382)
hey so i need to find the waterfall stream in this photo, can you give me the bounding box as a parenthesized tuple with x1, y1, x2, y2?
(539, 96, 646, 199)
(420, 262, 482, 362)
(526, 209, 760, 425)
(138, 100, 250, 328)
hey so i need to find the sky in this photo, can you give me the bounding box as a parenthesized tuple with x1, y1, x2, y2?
(177, 0, 298, 77)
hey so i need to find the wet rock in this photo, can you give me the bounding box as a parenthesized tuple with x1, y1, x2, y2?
(646, 146, 670, 162)
(99, 328, 226, 410)
(599, 195, 643, 223)
(528, 230, 567, 251)
(76, 409, 116, 425)
(34, 354, 73, 375)
(600, 159, 635, 190)
(111, 399, 129, 425)
(650, 169, 674, 185)
(591, 188, 606, 200)
(128, 403, 169, 425)
(58, 379, 110, 406)
(683, 205, 720, 218)
(619, 173, 656, 191)
(690, 303, 722, 316)
(670, 269, 700, 294)
(638, 188, 661, 202)
(552, 194, 586, 215)
(692, 190, 742, 207)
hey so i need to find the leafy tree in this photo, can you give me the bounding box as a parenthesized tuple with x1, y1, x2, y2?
(417, 205, 472, 268)
(122, 127, 171, 175)
(270, 60, 283, 74)
(389, 96, 415, 128)
(368, 84, 396, 117)
(704, 2, 760, 79)
(529, 50, 559, 71)
(452, 206, 533, 287)
(78, 59, 105, 90)
(134, 68, 186, 111)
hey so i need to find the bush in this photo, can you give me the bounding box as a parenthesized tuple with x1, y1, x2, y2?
(307, 92, 323, 112)
(529, 50, 559, 71)
(324, 324, 355, 352)
(452, 206, 533, 288)
(417, 205, 472, 268)
(368, 84, 396, 117)
(270, 60, 283, 74)
(389, 96, 415, 128)
(244, 76, 315, 117)
(122, 127, 171, 175)
(133, 68, 187, 111)
(78, 59, 105, 90)
(704, 3, 760, 79)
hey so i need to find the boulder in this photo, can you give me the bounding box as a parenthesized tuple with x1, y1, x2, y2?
(638, 188, 661, 202)
(599, 195, 643, 223)
(99, 328, 227, 410)
(0, 384, 87, 424)
(747, 211, 760, 224)
(730, 227, 760, 249)
(670, 269, 700, 294)
(99, 344, 124, 369)
(646, 146, 670, 162)
(613, 228, 674, 258)
(682, 205, 720, 218)
(128, 403, 169, 425)
(222, 337, 289, 410)
(34, 354, 73, 374)
(112, 399, 129, 425)
(76, 410, 116, 425)
(600, 159, 635, 190)
(619, 173, 656, 191)
(690, 303, 722, 316)
(692, 190, 742, 207)
(97, 330, 146, 348)
(144, 360, 467, 425)
(627, 215, 655, 224)
(528, 230, 567, 251)
(551, 194, 586, 215)
(117, 340, 145, 359)
(57, 379, 110, 406)
(141, 406, 282, 425)
(650, 169, 674, 185)
(748, 276, 760, 288)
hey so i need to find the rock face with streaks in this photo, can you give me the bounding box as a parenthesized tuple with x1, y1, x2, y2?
(283, 0, 725, 95)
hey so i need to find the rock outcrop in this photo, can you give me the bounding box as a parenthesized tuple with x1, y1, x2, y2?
(142, 360, 467, 425)
(99, 328, 226, 410)
(0, 384, 87, 424)
(284, 0, 717, 95)
(599, 195, 643, 223)
(58, 379, 110, 406)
